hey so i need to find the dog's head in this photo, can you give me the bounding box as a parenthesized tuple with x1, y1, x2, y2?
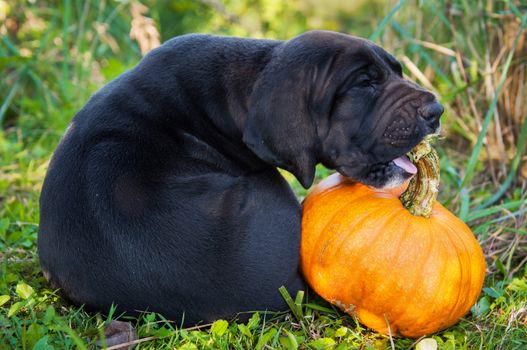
(243, 30, 443, 189)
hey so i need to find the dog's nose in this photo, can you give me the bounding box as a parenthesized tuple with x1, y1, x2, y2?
(419, 101, 444, 125)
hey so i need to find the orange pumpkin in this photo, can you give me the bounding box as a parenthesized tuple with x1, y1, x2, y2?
(300, 140, 486, 338)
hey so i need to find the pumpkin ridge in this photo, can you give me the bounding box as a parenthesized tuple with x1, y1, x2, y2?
(310, 201, 403, 306)
(331, 202, 404, 268)
(300, 184, 353, 272)
(440, 211, 484, 320)
(303, 190, 380, 276)
(423, 211, 478, 334)
(387, 218, 435, 334)
(302, 187, 367, 275)
(394, 218, 443, 335)
(312, 201, 391, 284)
(343, 208, 407, 315)
(432, 220, 469, 330)
(412, 218, 457, 334)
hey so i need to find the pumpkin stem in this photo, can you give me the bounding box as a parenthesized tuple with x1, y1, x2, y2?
(400, 135, 440, 217)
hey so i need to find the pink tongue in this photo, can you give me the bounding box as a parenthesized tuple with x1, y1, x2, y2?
(393, 155, 417, 174)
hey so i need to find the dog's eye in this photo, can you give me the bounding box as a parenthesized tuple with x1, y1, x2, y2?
(353, 75, 373, 88)
(354, 74, 374, 88)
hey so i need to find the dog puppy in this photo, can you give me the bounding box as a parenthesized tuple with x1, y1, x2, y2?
(38, 30, 443, 324)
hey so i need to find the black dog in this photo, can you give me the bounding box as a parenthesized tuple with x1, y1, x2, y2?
(38, 30, 442, 324)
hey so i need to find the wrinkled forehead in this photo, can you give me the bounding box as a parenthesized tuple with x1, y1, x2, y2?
(371, 45, 403, 76)
(345, 36, 403, 76)
(293, 31, 404, 77)
(347, 42, 403, 78)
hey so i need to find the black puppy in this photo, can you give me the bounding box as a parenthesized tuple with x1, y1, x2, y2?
(38, 30, 442, 324)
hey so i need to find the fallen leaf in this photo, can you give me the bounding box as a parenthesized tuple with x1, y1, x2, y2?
(416, 337, 438, 350)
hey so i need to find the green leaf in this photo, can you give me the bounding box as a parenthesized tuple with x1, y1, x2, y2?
(256, 328, 277, 350)
(483, 287, 503, 299)
(336, 342, 353, 350)
(334, 326, 349, 338)
(8, 301, 24, 317)
(307, 337, 335, 349)
(44, 305, 56, 324)
(7, 231, 22, 244)
(508, 277, 527, 292)
(280, 337, 293, 349)
(16, 282, 35, 300)
(0, 218, 9, 241)
(154, 327, 173, 339)
(237, 324, 252, 338)
(247, 312, 260, 329)
(416, 338, 438, 350)
(0, 295, 10, 307)
(471, 296, 491, 316)
(32, 336, 55, 350)
(495, 258, 508, 276)
(27, 323, 45, 349)
(210, 319, 228, 337)
(283, 330, 299, 350)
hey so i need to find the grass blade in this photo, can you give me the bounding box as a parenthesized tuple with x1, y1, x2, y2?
(0, 79, 19, 125)
(478, 116, 527, 208)
(391, 21, 452, 86)
(294, 290, 304, 319)
(466, 199, 527, 222)
(278, 286, 303, 322)
(304, 303, 338, 314)
(460, 17, 527, 188)
(61, 0, 72, 99)
(458, 188, 470, 221)
(0, 68, 28, 125)
(369, 0, 406, 42)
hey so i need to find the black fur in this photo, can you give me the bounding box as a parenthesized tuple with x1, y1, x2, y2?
(38, 30, 442, 324)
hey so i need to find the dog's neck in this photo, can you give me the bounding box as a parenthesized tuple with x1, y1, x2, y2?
(172, 36, 283, 167)
(136, 35, 283, 169)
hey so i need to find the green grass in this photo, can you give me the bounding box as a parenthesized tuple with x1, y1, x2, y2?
(1, 0, 527, 349)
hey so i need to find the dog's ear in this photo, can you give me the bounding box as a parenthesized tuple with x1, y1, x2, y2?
(243, 34, 343, 189)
